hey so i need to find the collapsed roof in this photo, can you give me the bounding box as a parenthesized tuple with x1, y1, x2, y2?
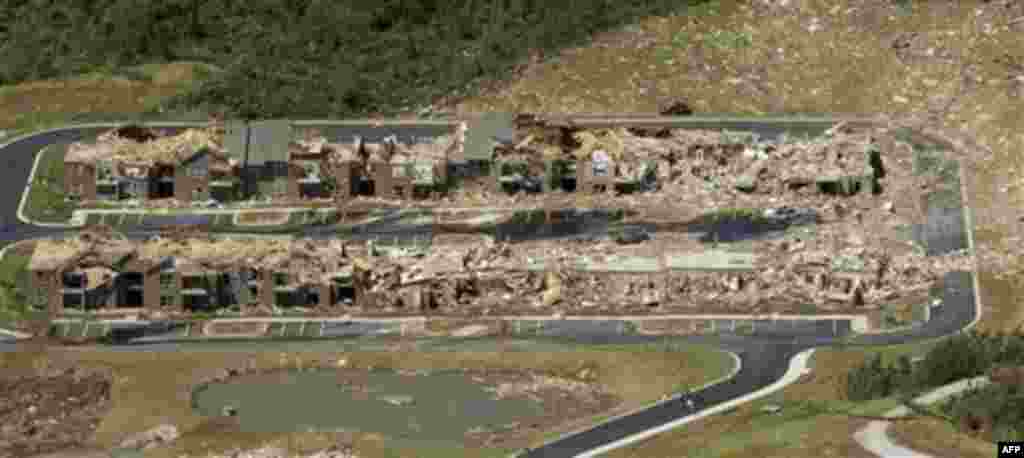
(293, 130, 461, 166)
(27, 227, 136, 272)
(64, 125, 227, 168)
(511, 123, 874, 174)
(29, 229, 356, 288)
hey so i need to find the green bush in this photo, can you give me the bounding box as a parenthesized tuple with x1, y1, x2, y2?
(939, 383, 1024, 443)
(846, 330, 1024, 401)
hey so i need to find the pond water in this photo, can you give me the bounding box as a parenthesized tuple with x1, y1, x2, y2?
(191, 369, 544, 440)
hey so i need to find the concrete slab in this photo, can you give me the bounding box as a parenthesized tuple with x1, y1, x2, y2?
(666, 251, 757, 271)
(320, 321, 387, 337)
(579, 255, 661, 273)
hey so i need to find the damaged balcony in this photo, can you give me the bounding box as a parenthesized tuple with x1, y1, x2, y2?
(149, 165, 176, 199)
(268, 271, 323, 308)
(114, 271, 145, 308)
(330, 271, 355, 306)
(60, 269, 117, 310)
(296, 161, 326, 199)
(180, 270, 241, 311)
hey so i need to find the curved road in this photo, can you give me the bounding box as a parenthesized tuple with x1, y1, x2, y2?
(0, 122, 977, 458)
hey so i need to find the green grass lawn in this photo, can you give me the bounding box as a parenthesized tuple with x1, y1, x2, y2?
(23, 143, 76, 223)
(0, 246, 46, 327)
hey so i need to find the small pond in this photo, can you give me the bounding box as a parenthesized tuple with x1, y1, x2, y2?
(192, 368, 544, 440)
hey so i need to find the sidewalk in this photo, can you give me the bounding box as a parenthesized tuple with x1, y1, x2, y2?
(0, 328, 32, 339)
(575, 349, 816, 458)
(853, 376, 991, 458)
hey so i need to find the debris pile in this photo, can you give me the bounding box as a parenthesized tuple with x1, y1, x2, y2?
(0, 367, 112, 458)
(200, 444, 358, 458)
(297, 131, 459, 165)
(486, 374, 604, 402)
(118, 424, 180, 450)
(66, 125, 226, 167)
(27, 226, 135, 271)
(32, 216, 970, 315)
(347, 227, 970, 313)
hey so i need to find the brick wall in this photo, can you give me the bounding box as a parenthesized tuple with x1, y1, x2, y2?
(174, 169, 208, 202)
(31, 269, 63, 316)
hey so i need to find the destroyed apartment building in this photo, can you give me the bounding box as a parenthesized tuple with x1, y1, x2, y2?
(493, 115, 885, 198)
(28, 229, 359, 315)
(25, 222, 959, 317)
(62, 121, 462, 204)
(62, 116, 884, 206)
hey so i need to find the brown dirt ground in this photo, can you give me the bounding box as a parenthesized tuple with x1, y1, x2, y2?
(0, 343, 728, 458)
(888, 417, 993, 458)
(0, 358, 113, 458)
(0, 62, 212, 134)
(235, 211, 290, 226)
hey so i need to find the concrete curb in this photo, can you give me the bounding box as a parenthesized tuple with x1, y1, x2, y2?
(695, 351, 744, 391)
(16, 143, 81, 227)
(79, 315, 863, 325)
(575, 348, 816, 457)
(958, 159, 982, 333)
(853, 376, 991, 458)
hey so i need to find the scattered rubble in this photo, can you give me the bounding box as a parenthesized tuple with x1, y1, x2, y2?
(38, 122, 973, 318)
(198, 444, 358, 458)
(66, 125, 223, 166)
(118, 423, 180, 450)
(0, 367, 112, 458)
(487, 374, 601, 401)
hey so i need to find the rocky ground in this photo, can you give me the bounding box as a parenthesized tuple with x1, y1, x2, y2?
(0, 366, 112, 458)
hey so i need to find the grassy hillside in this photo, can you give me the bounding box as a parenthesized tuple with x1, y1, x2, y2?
(0, 0, 715, 119)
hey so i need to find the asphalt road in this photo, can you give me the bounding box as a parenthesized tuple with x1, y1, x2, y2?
(0, 122, 977, 458)
(522, 270, 975, 457)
